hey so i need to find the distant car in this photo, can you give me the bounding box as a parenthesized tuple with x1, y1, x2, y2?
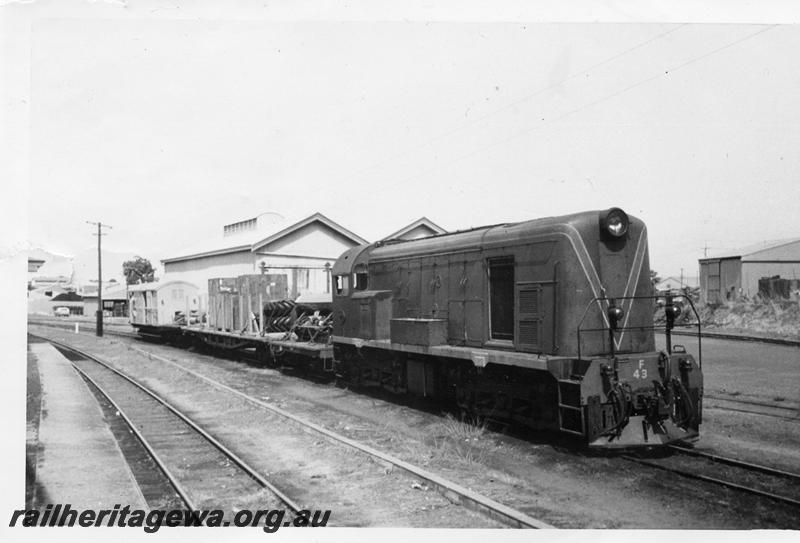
(54, 307, 70, 317)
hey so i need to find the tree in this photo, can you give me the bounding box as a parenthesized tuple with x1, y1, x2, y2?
(650, 269, 662, 289)
(123, 256, 155, 285)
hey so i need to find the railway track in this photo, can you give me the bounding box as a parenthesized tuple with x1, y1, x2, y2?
(28, 318, 139, 339)
(705, 393, 799, 422)
(32, 323, 800, 513)
(30, 332, 554, 529)
(39, 336, 303, 517)
(622, 445, 800, 509)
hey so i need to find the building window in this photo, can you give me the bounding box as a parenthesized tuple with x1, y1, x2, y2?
(489, 257, 515, 341)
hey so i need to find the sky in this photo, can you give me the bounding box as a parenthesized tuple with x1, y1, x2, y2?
(10, 2, 800, 281)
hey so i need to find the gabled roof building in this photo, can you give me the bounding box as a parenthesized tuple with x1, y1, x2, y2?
(655, 276, 699, 292)
(161, 212, 367, 302)
(382, 217, 446, 241)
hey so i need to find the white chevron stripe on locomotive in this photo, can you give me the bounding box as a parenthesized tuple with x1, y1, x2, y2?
(615, 226, 648, 349)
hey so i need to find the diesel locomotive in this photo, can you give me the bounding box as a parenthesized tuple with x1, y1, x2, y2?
(133, 207, 703, 448)
(329, 208, 702, 447)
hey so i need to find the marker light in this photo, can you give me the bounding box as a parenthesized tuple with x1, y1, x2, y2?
(608, 306, 625, 329)
(665, 305, 682, 320)
(601, 208, 629, 238)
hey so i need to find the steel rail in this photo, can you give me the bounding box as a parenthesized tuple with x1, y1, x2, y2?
(35, 334, 304, 514)
(70, 363, 198, 511)
(704, 393, 798, 413)
(122, 344, 555, 529)
(622, 455, 800, 509)
(667, 444, 800, 482)
(706, 405, 800, 423)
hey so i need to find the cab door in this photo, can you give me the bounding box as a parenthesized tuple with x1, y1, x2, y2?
(447, 260, 466, 344)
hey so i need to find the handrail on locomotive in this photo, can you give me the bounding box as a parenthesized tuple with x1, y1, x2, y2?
(576, 292, 703, 368)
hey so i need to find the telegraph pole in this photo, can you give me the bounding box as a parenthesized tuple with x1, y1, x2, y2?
(87, 221, 112, 336)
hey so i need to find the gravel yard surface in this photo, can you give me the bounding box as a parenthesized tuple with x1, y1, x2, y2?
(28, 324, 800, 528)
(28, 327, 501, 528)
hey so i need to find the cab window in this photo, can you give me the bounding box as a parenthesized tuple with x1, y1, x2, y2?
(335, 275, 350, 296)
(353, 264, 368, 291)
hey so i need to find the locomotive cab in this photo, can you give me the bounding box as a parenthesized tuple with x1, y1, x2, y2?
(332, 245, 394, 341)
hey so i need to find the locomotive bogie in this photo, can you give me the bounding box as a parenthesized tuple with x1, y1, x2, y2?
(334, 343, 563, 431)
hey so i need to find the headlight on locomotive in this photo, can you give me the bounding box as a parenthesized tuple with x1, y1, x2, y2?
(600, 207, 629, 238)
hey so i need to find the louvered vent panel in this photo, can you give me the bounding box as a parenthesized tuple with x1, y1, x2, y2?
(516, 284, 542, 352)
(519, 289, 539, 314)
(518, 320, 540, 347)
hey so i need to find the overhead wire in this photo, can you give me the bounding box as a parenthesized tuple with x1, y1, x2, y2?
(331, 24, 778, 210)
(333, 24, 689, 185)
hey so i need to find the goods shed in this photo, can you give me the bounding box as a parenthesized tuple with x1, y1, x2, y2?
(160, 212, 367, 305)
(699, 238, 800, 303)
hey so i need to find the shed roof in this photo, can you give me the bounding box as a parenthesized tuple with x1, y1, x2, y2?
(701, 238, 800, 261)
(51, 291, 83, 302)
(251, 212, 367, 251)
(162, 212, 366, 264)
(382, 217, 447, 241)
(127, 280, 199, 293)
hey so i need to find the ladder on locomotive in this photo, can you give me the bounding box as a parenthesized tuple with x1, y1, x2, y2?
(557, 378, 585, 436)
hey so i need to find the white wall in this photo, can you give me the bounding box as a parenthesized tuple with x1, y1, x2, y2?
(259, 222, 356, 259)
(162, 220, 356, 304)
(398, 224, 438, 240)
(163, 252, 337, 303)
(163, 250, 256, 291)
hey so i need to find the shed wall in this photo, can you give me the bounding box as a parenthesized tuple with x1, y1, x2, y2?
(719, 258, 742, 300)
(257, 223, 356, 259)
(699, 257, 741, 304)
